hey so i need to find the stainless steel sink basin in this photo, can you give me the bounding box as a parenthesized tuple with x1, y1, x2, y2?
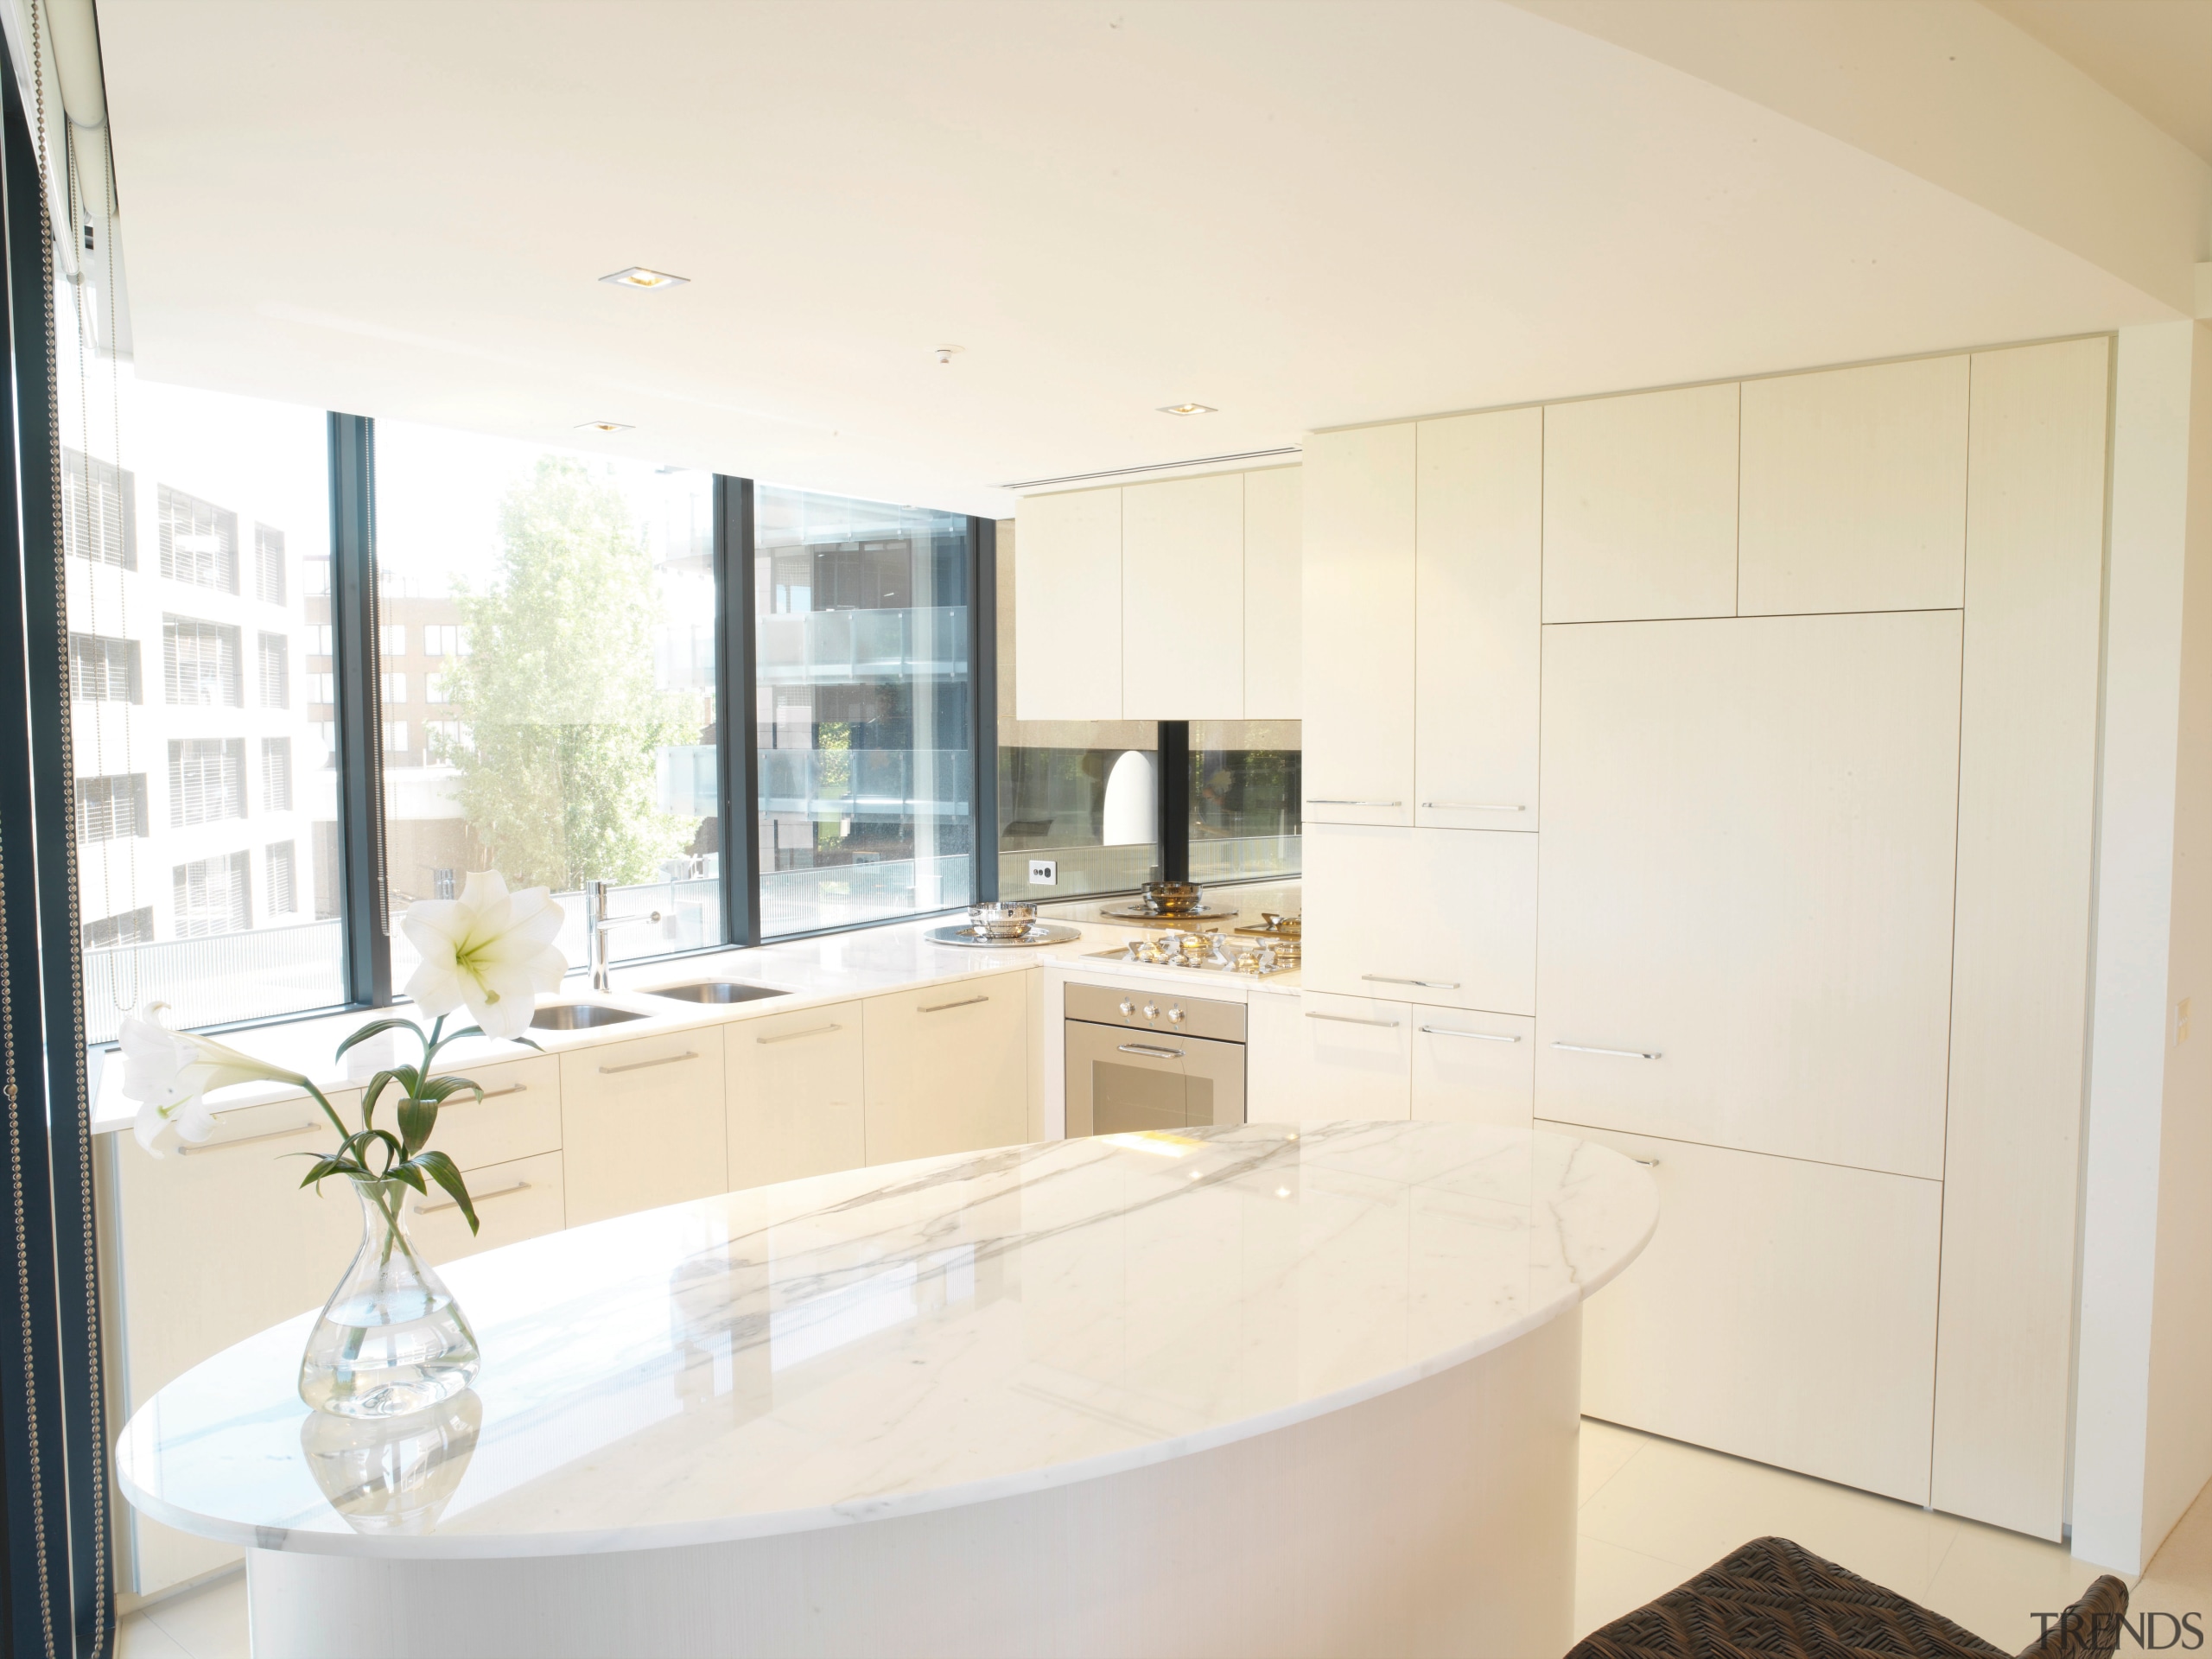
(645, 982, 791, 1005)
(530, 1002, 648, 1031)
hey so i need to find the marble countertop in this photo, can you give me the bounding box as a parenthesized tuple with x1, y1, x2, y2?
(116, 1121, 1655, 1559)
(88, 883, 1303, 1135)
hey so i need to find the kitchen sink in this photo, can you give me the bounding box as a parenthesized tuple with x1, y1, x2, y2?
(530, 1002, 648, 1031)
(645, 982, 791, 1005)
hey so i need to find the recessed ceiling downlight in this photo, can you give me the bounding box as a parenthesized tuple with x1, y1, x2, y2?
(576, 420, 633, 433)
(1159, 402, 1217, 416)
(600, 266, 689, 290)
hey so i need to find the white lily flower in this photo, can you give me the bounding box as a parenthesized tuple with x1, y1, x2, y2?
(118, 1002, 307, 1156)
(400, 870, 567, 1041)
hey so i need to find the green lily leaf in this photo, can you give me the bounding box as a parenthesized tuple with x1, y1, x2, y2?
(390, 1162, 429, 1197)
(334, 1018, 423, 1064)
(297, 1156, 353, 1189)
(359, 1069, 400, 1128)
(397, 1095, 438, 1159)
(416, 1075, 480, 1105)
(410, 1150, 477, 1235)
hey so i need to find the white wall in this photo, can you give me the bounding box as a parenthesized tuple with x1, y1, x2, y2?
(2073, 321, 2212, 1573)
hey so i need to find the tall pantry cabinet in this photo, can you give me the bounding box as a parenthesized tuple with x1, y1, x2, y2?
(1299, 339, 2110, 1539)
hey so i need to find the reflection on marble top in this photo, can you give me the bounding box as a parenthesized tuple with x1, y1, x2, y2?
(118, 1122, 1657, 1559)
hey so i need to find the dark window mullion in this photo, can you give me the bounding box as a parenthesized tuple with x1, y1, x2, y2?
(327, 413, 391, 1005)
(714, 476, 761, 949)
(969, 516, 999, 903)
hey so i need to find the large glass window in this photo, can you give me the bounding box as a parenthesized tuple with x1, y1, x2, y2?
(376, 425, 721, 976)
(753, 487, 974, 935)
(60, 360, 346, 1041)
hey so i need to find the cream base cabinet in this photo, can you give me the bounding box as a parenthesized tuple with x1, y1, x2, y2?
(1535, 611, 1961, 1179)
(560, 1031, 727, 1227)
(1301, 424, 1415, 826)
(1248, 990, 1411, 1122)
(423, 1052, 561, 1174)
(1301, 823, 1537, 1014)
(408, 1150, 566, 1266)
(1545, 1120, 1942, 1507)
(863, 976, 1029, 1165)
(109, 1090, 365, 1593)
(1411, 1013, 1534, 1128)
(726, 1000, 867, 1189)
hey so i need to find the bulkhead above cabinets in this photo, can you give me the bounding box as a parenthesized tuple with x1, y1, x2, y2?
(1012, 465, 1300, 721)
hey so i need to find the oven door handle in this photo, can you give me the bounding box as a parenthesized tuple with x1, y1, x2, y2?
(1116, 1043, 1185, 1060)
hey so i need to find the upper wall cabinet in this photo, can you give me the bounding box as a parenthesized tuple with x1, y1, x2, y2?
(1123, 474, 1243, 720)
(1542, 382, 1739, 623)
(1738, 355, 1970, 616)
(1014, 467, 1299, 722)
(1302, 425, 1418, 825)
(1415, 407, 1541, 830)
(1243, 466, 1302, 718)
(1014, 486, 1122, 721)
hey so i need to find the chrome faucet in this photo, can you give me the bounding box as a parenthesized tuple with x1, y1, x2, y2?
(584, 879, 661, 994)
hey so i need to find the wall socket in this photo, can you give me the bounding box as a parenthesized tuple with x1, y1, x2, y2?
(1027, 859, 1058, 887)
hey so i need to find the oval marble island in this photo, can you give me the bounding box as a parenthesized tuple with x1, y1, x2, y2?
(119, 1122, 1657, 1659)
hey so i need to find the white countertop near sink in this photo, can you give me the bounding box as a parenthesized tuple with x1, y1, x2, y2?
(88, 882, 1302, 1136)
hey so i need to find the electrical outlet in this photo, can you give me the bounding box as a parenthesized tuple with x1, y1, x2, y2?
(2180, 997, 2193, 1046)
(1028, 858, 1058, 887)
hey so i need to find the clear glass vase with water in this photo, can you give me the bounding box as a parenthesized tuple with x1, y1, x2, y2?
(299, 1178, 480, 1418)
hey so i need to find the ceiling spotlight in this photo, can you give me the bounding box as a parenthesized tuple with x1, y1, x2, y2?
(575, 420, 633, 433)
(936, 344, 965, 365)
(1158, 402, 1217, 416)
(600, 266, 689, 290)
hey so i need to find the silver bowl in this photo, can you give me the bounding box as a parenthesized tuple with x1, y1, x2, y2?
(966, 901, 1039, 941)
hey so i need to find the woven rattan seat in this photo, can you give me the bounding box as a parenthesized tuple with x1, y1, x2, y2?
(1567, 1535, 2130, 1659)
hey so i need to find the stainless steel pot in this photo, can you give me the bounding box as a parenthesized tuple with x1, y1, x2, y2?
(1140, 880, 1202, 916)
(965, 901, 1039, 940)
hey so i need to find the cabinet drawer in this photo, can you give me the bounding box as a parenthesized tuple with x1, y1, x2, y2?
(1302, 823, 1535, 1014)
(424, 1052, 560, 1173)
(863, 976, 1029, 1166)
(1288, 991, 1411, 1122)
(1543, 1120, 1940, 1505)
(559, 1031, 726, 1226)
(727, 1001, 867, 1189)
(1411, 1013, 1533, 1128)
(406, 1149, 564, 1267)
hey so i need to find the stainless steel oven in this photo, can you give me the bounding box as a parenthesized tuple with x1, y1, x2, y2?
(1065, 982, 1246, 1136)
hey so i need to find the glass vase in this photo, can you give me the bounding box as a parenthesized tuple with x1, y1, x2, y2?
(299, 1178, 480, 1418)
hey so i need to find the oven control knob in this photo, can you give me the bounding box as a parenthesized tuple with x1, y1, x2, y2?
(1141, 1003, 1160, 1020)
(1166, 1005, 1185, 1023)
(1118, 999, 1135, 1016)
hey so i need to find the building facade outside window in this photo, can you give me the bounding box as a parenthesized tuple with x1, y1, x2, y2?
(753, 487, 975, 935)
(60, 361, 344, 1040)
(376, 423, 722, 976)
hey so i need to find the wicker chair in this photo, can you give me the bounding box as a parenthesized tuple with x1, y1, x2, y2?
(1569, 1535, 2132, 1659)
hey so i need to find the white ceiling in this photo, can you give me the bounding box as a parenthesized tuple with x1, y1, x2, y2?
(1980, 0, 2212, 162)
(100, 1, 2184, 517)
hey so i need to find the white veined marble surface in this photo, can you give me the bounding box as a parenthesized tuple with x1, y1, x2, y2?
(117, 1121, 1656, 1560)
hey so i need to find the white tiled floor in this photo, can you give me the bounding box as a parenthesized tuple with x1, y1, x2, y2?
(115, 1418, 2212, 1658)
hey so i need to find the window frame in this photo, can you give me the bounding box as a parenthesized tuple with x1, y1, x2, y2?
(115, 426, 1010, 1029)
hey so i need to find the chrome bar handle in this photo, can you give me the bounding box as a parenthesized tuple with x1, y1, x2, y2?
(918, 995, 989, 1014)
(1306, 798, 1401, 807)
(1117, 1043, 1185, 1059)
(418, 1179, 531, 1215)
(1551, 1041, 1662, 1060)
(1363, 974, 1461, 990)
(598, 1050, 699, 1075)
(1421, 801, 1526, 812)
(1630, 1156, 1662, 1169)
(757, 1022, 843, 1046)
(1419, 1026, 1520, 1043)
(176, 1122, 321, 1156)
(460, 1082, 528, 1103)
(1306, 1012, 1401, 1028)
